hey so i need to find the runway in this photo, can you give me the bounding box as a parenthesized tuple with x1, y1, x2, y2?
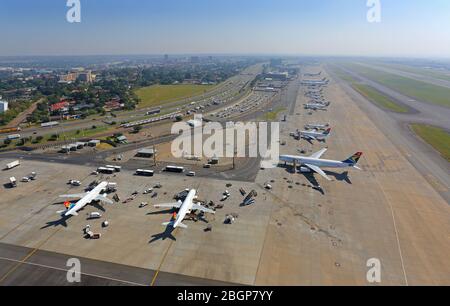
(327, 64, 450, 204)
(356, 62, 450, 89)
(0, 243, 238, 286)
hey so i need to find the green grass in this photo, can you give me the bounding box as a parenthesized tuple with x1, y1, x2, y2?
(352, 83, 409, 113)
(344, 63, 450, 108)
(411, 124, 450, 162)
(59, 126, 111, 140)
(260, 107, 286, 121)
(135, 84, 216, 109)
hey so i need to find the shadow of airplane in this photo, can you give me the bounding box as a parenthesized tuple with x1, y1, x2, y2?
(147, 209, 174, 216)
(324, 170, 352, 184)
(41, 215, 71, 229)
(91, 202, 106, 212)
(149, 225, 177, 244)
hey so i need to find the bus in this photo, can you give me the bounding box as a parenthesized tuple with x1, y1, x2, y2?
(105, 165, 122, 173)
(165, 166, 185, 173)
(136, 169, 154, 177)
(0, 127, 21, 134)
(97, 167, 115, 175)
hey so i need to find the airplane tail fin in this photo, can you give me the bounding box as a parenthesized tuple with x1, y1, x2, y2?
(323, 128, 332, 135)
(343, 152, 363, 165)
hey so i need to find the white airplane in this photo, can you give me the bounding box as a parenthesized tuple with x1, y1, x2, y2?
(298, 128, 332, 142)
(304, 103, 329, 111)
(304, 123, 330, 130)
(280, 149, 363, 181)
(154, 189, 215, 229)
(58, 181, 114, 217)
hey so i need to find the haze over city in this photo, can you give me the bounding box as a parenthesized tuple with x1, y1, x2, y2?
(1, 0, 450, 57)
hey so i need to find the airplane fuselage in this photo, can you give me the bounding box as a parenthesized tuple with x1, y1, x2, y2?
(173, 189, 196, 228)
(280, 155, 352, 169)
(65, 182, 108, 217)
(300, 130, 327, 138)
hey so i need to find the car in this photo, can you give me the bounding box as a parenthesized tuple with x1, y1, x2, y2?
(203, 164, 211, 169)
(186, 171, 196, 177)
(69, 180, 81, 186)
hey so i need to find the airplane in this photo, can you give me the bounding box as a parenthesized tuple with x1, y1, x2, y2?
(304, 103, 329, 111)
(154, 189, 215, 229)
(58, 181, 114, 217)
(304, 72, 322, 77)
(279, 149, 363, 181)
(298, 128, 332, 142)
(304, 123, 330, 130)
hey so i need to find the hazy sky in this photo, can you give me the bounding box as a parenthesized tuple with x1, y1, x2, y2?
(1, 0, 450, 58)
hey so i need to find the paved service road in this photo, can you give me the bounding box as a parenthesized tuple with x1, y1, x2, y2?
(0, 243, 238, 286)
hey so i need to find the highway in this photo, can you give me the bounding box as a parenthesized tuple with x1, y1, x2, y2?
(2, 64, 264, 142)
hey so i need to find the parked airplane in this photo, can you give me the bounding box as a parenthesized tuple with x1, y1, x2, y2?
(304, 103, 329, 111)
(280, 149, 363, 181)
(304, 123, 330, 130)
(58, 181, 114, 217)
(298, 128, 332, 142)
(154, 189, 215, 229)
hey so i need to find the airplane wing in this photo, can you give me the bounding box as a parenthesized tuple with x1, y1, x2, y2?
(310, 148, 327, 159)
(154, 202, 183, 209)
(59, 193, 88, 199)
(302, 135, 316, 141)
(192, 204, 215, 214)
(94, 195, 113, 205)
(304, 164, 331, 181)
(91, 201, 106, 212)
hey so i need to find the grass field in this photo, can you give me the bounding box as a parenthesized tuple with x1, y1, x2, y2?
(344, 63, 450, 108)
(411, 124, 450, 162)
(352, 83, 409, 113)
(329, 66, 357, 83)
(135, 84, 215, 109)
(260, 107, 286, 121)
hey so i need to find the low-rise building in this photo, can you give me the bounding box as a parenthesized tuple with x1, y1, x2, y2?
(0, 100, 8, 113)
(136, 148, 156, 158)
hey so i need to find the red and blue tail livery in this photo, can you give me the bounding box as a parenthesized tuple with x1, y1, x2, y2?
(343, 152, 363, 165)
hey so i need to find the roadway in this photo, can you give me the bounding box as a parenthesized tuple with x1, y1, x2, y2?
(0, 242, 237, 286)
(2, 64, 264, 142)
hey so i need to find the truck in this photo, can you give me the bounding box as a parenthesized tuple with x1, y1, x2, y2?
(6, 160, 20, 170)
(9, 177, 17, 188)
